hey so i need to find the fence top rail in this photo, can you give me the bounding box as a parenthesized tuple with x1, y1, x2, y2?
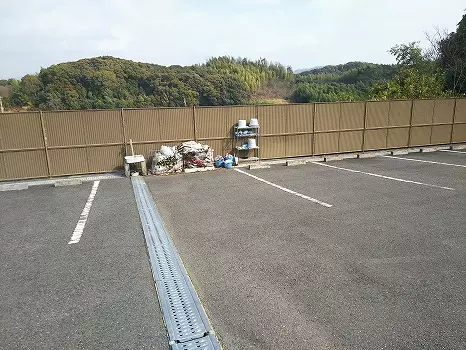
(1, 97, 464, 115)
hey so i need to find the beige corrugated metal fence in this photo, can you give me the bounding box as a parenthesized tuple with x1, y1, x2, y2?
(0, 98, 465, 181)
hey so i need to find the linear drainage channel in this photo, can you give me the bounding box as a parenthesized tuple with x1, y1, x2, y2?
(132, 176, 221, 350)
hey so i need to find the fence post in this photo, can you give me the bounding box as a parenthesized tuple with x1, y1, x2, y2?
(450, 98, 457, 145)
(312, 103, 316, 156)
(39, 111, 52, 178)
(361, 101, 367, 151)
(407, 100, 414, 147)
(121, 108, 127, 155)
(192, 106, 198, 141)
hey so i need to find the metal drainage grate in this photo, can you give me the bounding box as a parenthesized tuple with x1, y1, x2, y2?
(171, 335, 221, 350)
(132, 177, 221, 349)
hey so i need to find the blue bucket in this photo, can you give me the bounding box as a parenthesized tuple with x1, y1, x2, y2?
(215, 159, 224, 168)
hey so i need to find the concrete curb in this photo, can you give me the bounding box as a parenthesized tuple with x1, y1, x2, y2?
(54, 179, 83, 187)
(0, 183, 29, 192)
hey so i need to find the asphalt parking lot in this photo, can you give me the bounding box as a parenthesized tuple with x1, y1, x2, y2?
(0, 179, 169, 350)
(146, 150, 466, 350)
(1, 150, 465, 349)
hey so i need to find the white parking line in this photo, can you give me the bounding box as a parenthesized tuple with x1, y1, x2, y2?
(383, 155, 466, 168)
(440, 150, 466, 154)
(310, 162, 454, 191)
(235, 169, 333, 207)
(68, 181, 100, 244)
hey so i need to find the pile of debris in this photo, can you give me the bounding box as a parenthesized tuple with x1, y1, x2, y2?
(151, 141, 214, 175)
(151, 145, 183, 175)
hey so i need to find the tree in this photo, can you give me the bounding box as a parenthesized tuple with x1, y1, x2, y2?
(371, 42, 448, 100)
(439, 13, 466, 94)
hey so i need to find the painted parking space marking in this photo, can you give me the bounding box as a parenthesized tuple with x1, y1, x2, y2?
(235, 169, 333, 207)
(440, 150, 466, 154)
(310, 162, 454, 191)
(68, 181, 100, 245)
(383, 155, 466, 168)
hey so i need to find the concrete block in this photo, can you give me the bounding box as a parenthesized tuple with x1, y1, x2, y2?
(54, 179, 83, 187)
(324, 155, 341, 162)
(249, 163, 270, 170)
(358, 153, 376, 159)
(308, 156, 325, 162)
(437, 145, 451, 150)
(338, 153, 358, 160)
(286, 160, 307, 167)
(421, 147, 438, 153)
(0, 183, 29, 191)
(184, 167, 215, 174)
(452, 144, 466, 150)
(407, 148, 421, 153)
(391, 149, 409, 155)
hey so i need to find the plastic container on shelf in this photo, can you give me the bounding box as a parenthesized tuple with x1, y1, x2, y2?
(249, 118, 259, 127)
(248, 138, 257, 149)
(238, 120, 247, 128)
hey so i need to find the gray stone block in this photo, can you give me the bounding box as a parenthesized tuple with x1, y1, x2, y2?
(286, 160, 307, 167)
(249, 163, 270, 170)
(338, 153, 358, 160)
(0, 183, 29, 191)
(54, 179, 83, 187)
(324, 155, 341, 162)
(452, 144, 466, 150)
(391, 149, 409, 155)
(421, 147, 438, 153)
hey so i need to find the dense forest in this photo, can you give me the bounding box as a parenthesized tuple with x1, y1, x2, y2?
(1, 13, 465, 111)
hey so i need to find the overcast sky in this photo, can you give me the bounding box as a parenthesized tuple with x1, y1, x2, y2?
(1, 0, 465, 78)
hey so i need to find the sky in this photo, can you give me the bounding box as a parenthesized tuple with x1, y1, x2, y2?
(0, 0, 465, 78)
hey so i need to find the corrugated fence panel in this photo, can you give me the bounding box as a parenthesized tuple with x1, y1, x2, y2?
(206, 139, 226, 157)
(412, 100, 434, 125)
(340, 102, 364, 130)
(431, 125, 452, 144)
(225, 106, 256, 137)
(196, 107, 226, 139)
(258, 105, 287, 135)
(389, 100, 411, 126)
(315, 133, 339, 155)
(44, 111, 86, 147)
(0, 112, 43, 149)
(49, 148, 88, 175)
(366, 101, 389, 128)
(454, 98, 466, 123)
(364, 129, 387, 150)
(315, 103, 339, 131)
(0, 153, 5, 179)
(159, 108, 194, 141)
(4, 150, 48, 179)
(410, 126, 432, 146)
(261, 136, 286, 158)
(286, 104, 314, 133)
(433, 99, 455, 124)
(452, 124, 466, 143)
(286, 134, 312, 157)
(87, 146, 124, 172)
(125, 109, 161, 142)
(387, 128, 409, 148)
(83, 110, 123, 144)
(339, 131, 363, 153)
